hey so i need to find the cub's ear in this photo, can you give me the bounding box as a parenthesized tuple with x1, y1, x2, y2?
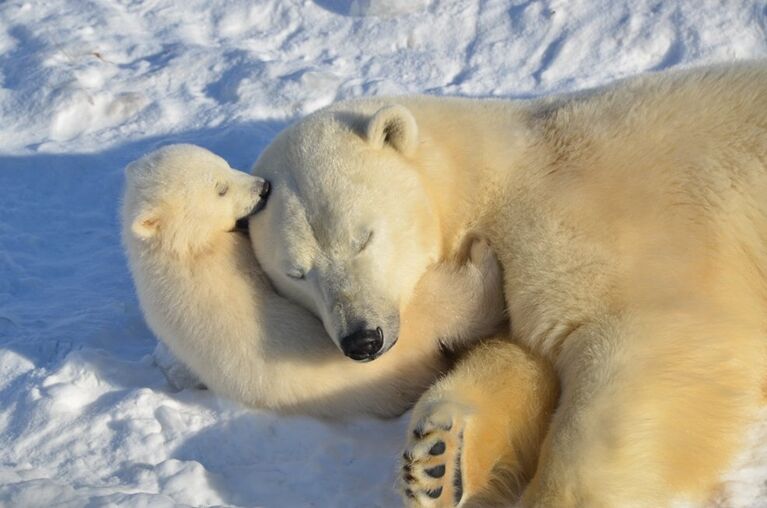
(131, 209, 161, 239)
(366, 105, 418, 157)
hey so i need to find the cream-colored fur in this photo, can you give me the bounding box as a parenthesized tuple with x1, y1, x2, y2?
(122, 144, 507, 419)
(250, 62, 767, 505)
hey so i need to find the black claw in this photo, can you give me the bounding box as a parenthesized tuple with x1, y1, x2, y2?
(413, 427, 427, 439)
(429, 441, 446, 455)
(403, 451, 413, 462)
(402, 463, 411, 473)
(425, 464, 446, 478)
(404, 488, 415, 499)
(404, 472, 415, 482)
(426, 487, 443, 499)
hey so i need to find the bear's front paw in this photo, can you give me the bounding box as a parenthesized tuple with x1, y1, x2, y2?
(400, 401, 469, 508)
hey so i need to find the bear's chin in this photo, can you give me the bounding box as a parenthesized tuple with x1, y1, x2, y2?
(232, 217, 250, 236)
(231, 196, 269, 236)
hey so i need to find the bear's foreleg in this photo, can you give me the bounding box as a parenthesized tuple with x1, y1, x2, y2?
(400, 338, 558, 507)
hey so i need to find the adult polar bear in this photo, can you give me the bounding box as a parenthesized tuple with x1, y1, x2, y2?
(249, 62, 767, 506)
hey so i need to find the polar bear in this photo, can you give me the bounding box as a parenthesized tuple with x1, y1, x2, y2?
(249, 62, 767, 506)
(121, 144, 507, 419)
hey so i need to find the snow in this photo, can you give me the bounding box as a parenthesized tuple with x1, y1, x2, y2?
(0, 0, 765, 506)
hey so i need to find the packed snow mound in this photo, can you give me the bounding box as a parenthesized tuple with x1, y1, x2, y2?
(0, 0, 765, 507)
(316, 0, 432, 17)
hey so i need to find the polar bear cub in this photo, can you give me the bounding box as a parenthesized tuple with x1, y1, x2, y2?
(122, 144, 506, 418)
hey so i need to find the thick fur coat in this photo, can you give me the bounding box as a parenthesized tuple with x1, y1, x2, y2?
(250, 62, 767, 506)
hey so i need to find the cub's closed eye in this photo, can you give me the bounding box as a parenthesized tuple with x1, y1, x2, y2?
(287, 269, 305, 280)
(216, 183, 229, 196)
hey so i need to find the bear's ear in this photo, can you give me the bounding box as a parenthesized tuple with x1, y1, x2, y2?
(131, 209, 161, 240)
(366, 105, 418, 157)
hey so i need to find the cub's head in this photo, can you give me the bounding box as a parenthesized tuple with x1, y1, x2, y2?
(250, 103, 441, 362)
(122, 144, 270, 257)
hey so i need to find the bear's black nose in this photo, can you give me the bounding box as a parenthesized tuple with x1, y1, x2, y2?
(340, 327, 384, 362)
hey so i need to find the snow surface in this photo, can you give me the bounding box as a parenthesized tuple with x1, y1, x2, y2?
(1, 0, 766, 506)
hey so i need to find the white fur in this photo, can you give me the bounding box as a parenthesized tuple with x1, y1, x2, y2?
(122, 144, 506, 418)
(250, 62, 767, 504)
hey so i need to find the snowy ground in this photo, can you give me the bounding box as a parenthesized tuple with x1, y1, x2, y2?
(1, 0, 766, 506)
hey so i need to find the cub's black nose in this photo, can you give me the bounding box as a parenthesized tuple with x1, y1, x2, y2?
(340, 327, 384, 362)
(259, 179, 271, 199)
(250, 179, 271, 215)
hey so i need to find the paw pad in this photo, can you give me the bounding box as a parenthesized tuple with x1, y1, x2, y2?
(425, 465, 445, 478)
(429, 441, 446, 455)
(399, 401, 469, 507)
(426, 487, 443, 499)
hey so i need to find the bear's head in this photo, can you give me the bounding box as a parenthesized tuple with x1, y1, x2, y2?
(250, 103, 441, 362)
(122, 144, 271, 257)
